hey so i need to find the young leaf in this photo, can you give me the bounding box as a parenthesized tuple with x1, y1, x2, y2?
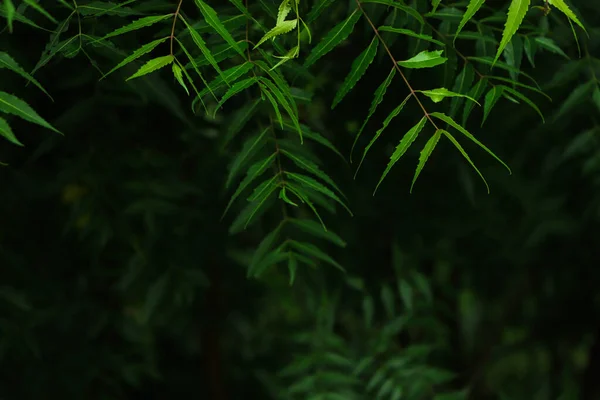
(126, 55, 174, 81)
(396, 50, 447, 69)
(430, 112, 512, 174)
(548, 0, 587, 34)
(352, 68, 396, 162)
(494, 0, 530, 64)
(0, 91, 60, 134)
(214, 77, 259, 116)
(0, 116, 23, 146)
(441, 129, 490, 193)
(378, 26, 445, 47)
(254, 19, 298, 49)
(374, 117, 427, 194)
(482, 86, 504, 125)
(271, 45, 299, 70)
(356, 94, 411, 177)
(332, 37, 378, 109)
(454, 0, 485, 42)
(410, 129, 442, 192)
(304, 9, 361, 67)
(277, 0, 291, 25)
(0, 52, 51, 99)
(172, 63, 189, 95)
(100, 15, 171, 40)
(194, 0, 245, 57)
(222, 153, 277, 218)
(102, 37, 169, 80)
(418, 87, 481, 104)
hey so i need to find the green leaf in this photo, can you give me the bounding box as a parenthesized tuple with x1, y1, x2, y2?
(593, 86, 600, 113)
(287, 253, 298, 285)
(223, 153, 277, 218)
(23, 0, 57, 23)
(482, 86, 504, 125)
(352, 68, 396, 162)
(396, 50, 447, 69)
(288, 218, 347, 247)
(102, 37, 169, 80)
(285, 172, 352, 215)
(257, 77, 302, 142)
(307, 0, 335, 23)
(198, 62, 253, 99)
(260, 83, 284, 127)
(378, 26, 445, 47)
(553, 80, 595, 120)
(304, 9, 361, 67)
(4, 0, 15, 33)
(270, 45, 299, 70)
(374, 117, 427, 194)
(281, 121, 345, 160)
(332, 37, 378, 109)
(181, 17, 228, 84)
(280, 149, 345, 198)
(362, 0, 424, 24)
(288, 241, 345, 271)
(494, 0, 530, 64)
(171, 63, 189, 95)
(430, 112, 512, 174)
(0, 116, 22, 146)
(467, 56, 539, 87)
(0, 52, 51, 99)
(548, 0, 587, 34)
(497, 84, 545, 122)
(126, 55, 174, 81)
(277, 0, 291, 25)
(454, 0, 485, 42)
(226, 127, 270, 188)
(195, 0, 245, 57)
(450, 64, 475, 117)
(431, 0, 442, 13)
(254, 19, 298, 49)
(0, 91, 60, 134)
(248, 223, 283, 278)
(462, 78, 487, 124)
(418, 87, 480, 104)
(356, 94, 411, 178)
(534, 37, 569, 59)
(101, 15, 171, 40)
(441, 129, 490, 193)
(410, 129, 442, 192)
(214, 77, 258, 116)
(221, 99, 261, 148)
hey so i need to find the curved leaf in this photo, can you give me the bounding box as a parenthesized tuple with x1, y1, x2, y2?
(126, 55, 174, 81)
(304, 9, 361, 67)
(454, 0, 485, 42)
(397, 50, 447, 69)
(0, 91, 60, 134)
(332, 37, 378, 109)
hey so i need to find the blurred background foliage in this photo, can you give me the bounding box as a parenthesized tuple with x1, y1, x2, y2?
(1, 0, 600, 399)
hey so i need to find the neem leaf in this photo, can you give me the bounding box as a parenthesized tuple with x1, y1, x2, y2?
(195, 0, 245, 57)
(548, 0, 587, 34)
(101, 14, 171, 40)
(0, 116, 22, 146)
(172, 63, 189, 95)
(454, 0, 485, 43)
(0, 91, 60, 134)
(254, 19, 298, 49)
(397, 50, 447, 69)
(430, 112, 512, 174)
(126, 55, 174, 81)
(494, 0, 530, 64)
(304, 9, 361, 67)
(374, 116, 427, 195)
(332, 37, 378, 109)
(410, 129, 442, 192)
(482, 86, 504, 125)
(0, 52, 51, 99)
(418, 87, 481, 104)
(215, 77, 258, 116)
(102, 37, 169, 80)
(441, 129, 490, 193)
(351, 67, 396, 162)
(378, 26, 445, 47)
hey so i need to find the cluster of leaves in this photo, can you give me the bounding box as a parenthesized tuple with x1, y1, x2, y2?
(1, 0, 599, 398)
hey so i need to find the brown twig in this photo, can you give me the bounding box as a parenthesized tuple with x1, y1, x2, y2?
(170, 0, 184, 55)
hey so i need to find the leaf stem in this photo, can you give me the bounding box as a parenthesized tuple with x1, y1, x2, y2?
(355, 0, 438, 130)
(170, 0, 184, 55)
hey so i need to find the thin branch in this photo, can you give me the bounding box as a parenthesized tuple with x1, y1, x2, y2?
(170, 0, 184, 55)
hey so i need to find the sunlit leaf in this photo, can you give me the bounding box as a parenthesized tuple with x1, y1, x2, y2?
(454, 0, 485, 42)
(126, 55, 174, 81)
(397, 50, 447, 69)
(418, 87, 480, 104)
(494, 0, 530, 64)
(102, 37, 169, 80)
(548, 0, 587, 34)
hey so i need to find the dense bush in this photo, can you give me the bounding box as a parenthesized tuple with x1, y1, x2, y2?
(1, 0, 600, 398)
